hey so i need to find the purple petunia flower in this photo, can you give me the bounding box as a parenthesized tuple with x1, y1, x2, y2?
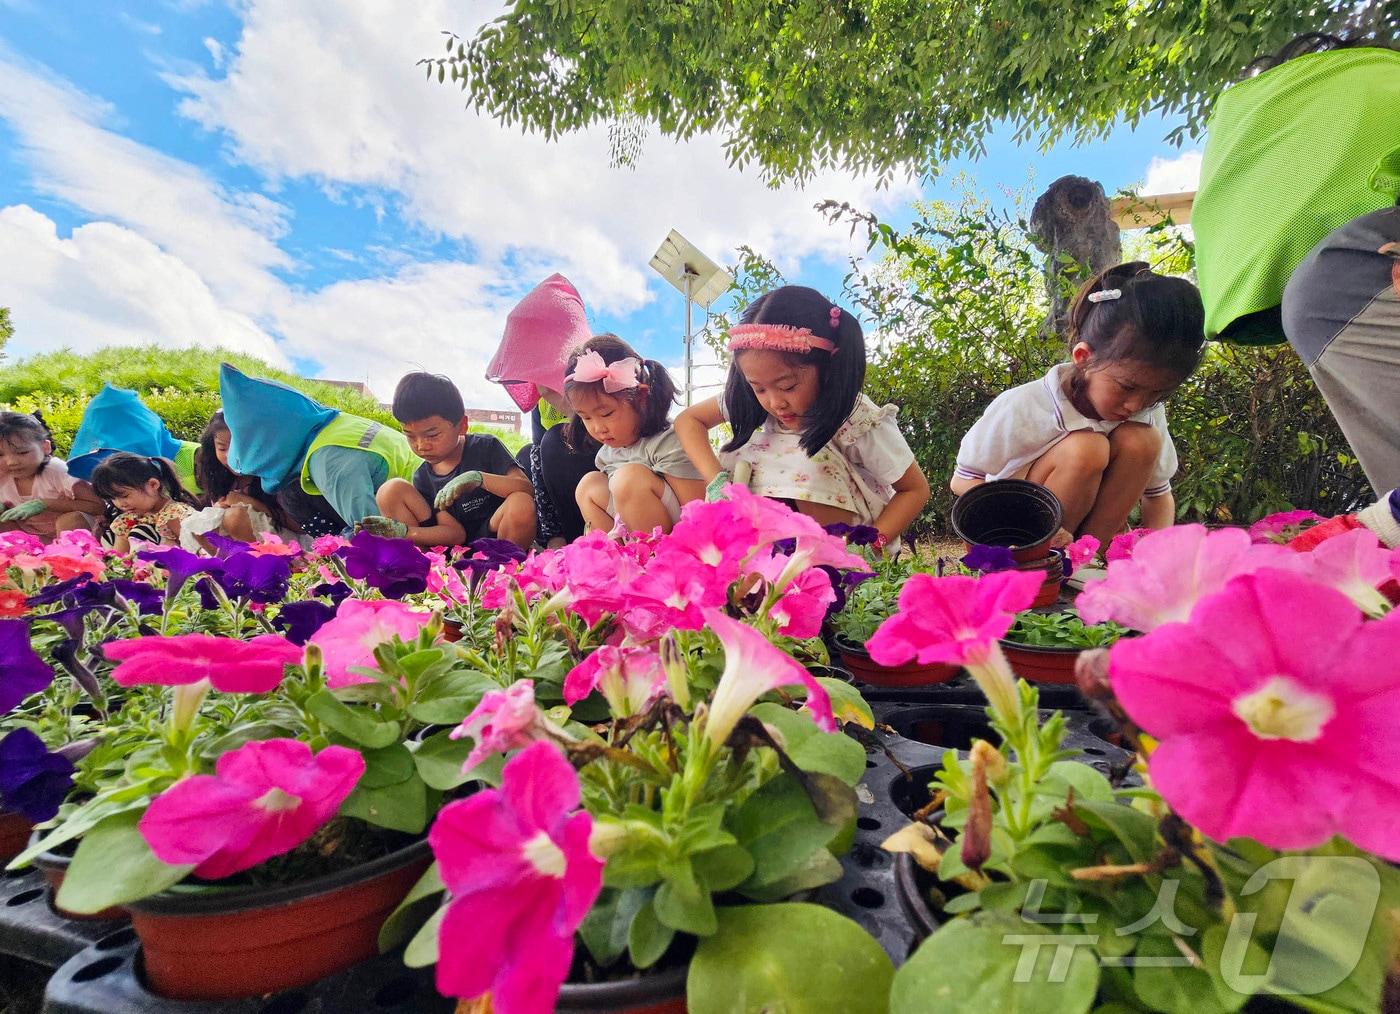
(454, 537, 529, 584)
(0, 620, 54, 714)
(26, 575, 94, 607)
(823, 522, 882, 547)
(0, 728, 75, 822)
(961, 544, 1017, 574)
(139, 546, 220, 599)
(337, 531, 429, 599)
(312, 581, 352, 607)
(201, 532, 254, 558)
(216, 551, 292, 604)
(272, 600, 337, 646)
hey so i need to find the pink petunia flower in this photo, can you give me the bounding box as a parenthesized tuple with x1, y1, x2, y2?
(103, 633, 303, 693)
(563, 644, 666, 717)
(557, 532, 640, 624)
(430, 741, 603, 1013)
(308, 598, 435, 689)
(311, 534, 351, 556)
(702, 608, 834, 746)
(748, 554, 837, 639)
(1064, 534, 1101, 569)
(866, 571, 1040, 723)
(139, 739, 365, 879)
(1249, 509, 1325, 544)
(1296, 528, 1394, 617)
(617, 546, 719, 639)
(1109, 570, 1400, 859)
(1077, 524, 1296, 632)
(668, 498, 760, 587)
(1105, 528, 1150, 562)
(250, 534, 301, 557)
(450, 680, 553, 770)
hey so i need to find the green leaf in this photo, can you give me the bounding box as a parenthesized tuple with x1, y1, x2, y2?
(403, 904, 444, 968)
(411, 729, 474, 790)
(378, 861, 444, 953)
(739, 847, 843, 903)
(307, 689, 400, 749)
(890, 913, 1099, 1014)
(688, 904, 893, 1014)
(579, 887, 651, 968)
(408, 669, 498, 725)
(813, 676, 875, 729)
(654, 857, 716, 935)
(339, 744, 428, 833)
(692, 844, 754, 892)
(750, 702, 867, 785)
(730, 773, 847, 890)
(1131, 933, 1247, 1014)
(56, 809, 194, 914)
(628, 893, 675, 968)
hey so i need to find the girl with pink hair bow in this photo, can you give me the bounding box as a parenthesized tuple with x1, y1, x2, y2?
(674, 285, 930, 549)
(564, 335, 704, 534)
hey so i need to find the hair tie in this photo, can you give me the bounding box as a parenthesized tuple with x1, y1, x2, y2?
(829, 306, 842, 331)
(1087, 288, 1122, 304)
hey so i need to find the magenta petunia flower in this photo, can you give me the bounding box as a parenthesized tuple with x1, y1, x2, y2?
(867, 570, 1043, 668)
(556, 532, 639, 625)
(430, 741, 603, 1013)
(1105, 527, 1150, 562)
(563, 644, 666, 717)
(1110, 570, 1400, 858)
(139, 738, 365, 879)
(619, 545, 723, 639)
(749, 554, 837, 639)
(703, 608, 834, 746)
(1077, 524, 1295, 632)
(308, 598, 434, 689)
(103, 633, 302, 693)
(1064, 534, 1101, 569)
(1299, 528, 1394, 617)
(1249, 509, 1326, 544)
(450, 680, 551, 770)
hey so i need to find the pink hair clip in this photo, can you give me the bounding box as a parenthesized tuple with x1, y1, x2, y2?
(829, 306, 842, 330)
(564, 350, 641, 392)
(728, 324, 837, 355)
(1087, 288, 1122, 304)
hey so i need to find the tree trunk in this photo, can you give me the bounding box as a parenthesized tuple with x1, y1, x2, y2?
(1027, 175, 1122, 340)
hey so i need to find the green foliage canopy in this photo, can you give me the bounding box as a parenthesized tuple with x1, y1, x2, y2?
(427, 1, 1381, 182)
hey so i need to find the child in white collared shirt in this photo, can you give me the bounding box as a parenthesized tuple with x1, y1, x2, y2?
(953, 263, 1205, 548)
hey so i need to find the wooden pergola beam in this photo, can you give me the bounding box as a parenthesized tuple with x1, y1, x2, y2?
(1109, 191, 1196, 228)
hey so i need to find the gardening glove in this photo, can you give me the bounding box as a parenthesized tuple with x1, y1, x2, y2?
(434, 471, 483, 510)
(705, 470, 732, 502)
(356, 515, 409, 539)
(0, 500, 47, 522)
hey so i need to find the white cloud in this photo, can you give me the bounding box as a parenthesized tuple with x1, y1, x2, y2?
(203, 37, 224, 68)
(1143, 150, 1203, 195)
(0, 204, 285, 365)
(169, 0, 916, 314)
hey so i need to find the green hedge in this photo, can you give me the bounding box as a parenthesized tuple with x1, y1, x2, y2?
(0, 346, 527, 455)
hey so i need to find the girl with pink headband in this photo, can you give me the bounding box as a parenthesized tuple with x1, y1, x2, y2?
(564, 335, 704, 534)
(674, 285, 929, 547)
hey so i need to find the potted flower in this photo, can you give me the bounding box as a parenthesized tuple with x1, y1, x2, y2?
(830, 557, 959, 688)
(998, 608, 1128, 684)
(379, 490, 896, 1013)
(875, 527, 1400, 1013)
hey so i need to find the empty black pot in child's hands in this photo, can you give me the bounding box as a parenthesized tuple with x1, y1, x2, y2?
(951, 479, 1063, 563)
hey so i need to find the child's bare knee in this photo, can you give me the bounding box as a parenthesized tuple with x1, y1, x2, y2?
(611, 464, 657, 503)
(1057, 431, 1111, 474)
(375, 478, 412, 510)
(576, 471, 608, 509)
(1108, 421, 1162, 460)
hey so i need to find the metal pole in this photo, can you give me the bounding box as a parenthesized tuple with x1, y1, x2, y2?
(683, 268, 695, 406)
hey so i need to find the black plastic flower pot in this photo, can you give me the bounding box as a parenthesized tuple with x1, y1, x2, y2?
(556, 960, 690, 1013)
(124, 837, 431, 1001)
(0, 864, 125, 969)
(950, 479, 1064, 562)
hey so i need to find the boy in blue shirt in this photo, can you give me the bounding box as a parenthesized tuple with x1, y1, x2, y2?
(362, 373, 536, 549)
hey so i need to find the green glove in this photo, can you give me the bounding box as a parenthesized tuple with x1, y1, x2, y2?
(356, 516, 409, 539)
(0, 500, 47, 522)
(705, 471, 733, 502)
(434, 471, 483, 510)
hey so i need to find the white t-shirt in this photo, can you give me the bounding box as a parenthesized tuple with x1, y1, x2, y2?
(954, 363, 1177, 497)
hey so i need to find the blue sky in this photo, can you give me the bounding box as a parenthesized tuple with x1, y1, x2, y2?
(0, 1, 1203, 412)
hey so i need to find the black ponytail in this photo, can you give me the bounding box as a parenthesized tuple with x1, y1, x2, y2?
(90, 452, 200, 508)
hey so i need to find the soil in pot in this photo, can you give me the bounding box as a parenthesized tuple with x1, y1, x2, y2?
(556, 937, 694, 1014)
(951, 479, 1064, 563)
(127, 826, 430, 1001)
(834, 635, 959, 689)
(881, 704, 997, 751)
(0, 810, 32, 866)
